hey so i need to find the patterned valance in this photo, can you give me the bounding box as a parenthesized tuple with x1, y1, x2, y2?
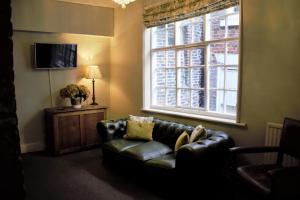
(144, 0, 239, 28)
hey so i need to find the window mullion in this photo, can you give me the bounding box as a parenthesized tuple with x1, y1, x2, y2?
(225, 15, 228, 38)
(175, 23, 179, 107)
(204, 47, 208, 111)
(150, 28, 153, 107)
(165, 51, 167, 106)
(204, 14, 209, 112)
(224, 15, 229, 113)
(189, 48, 192, 109)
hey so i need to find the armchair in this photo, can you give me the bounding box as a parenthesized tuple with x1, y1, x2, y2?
(230, 118, 300, 200)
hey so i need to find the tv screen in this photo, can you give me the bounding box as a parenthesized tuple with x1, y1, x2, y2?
(34, 43, 77, 69)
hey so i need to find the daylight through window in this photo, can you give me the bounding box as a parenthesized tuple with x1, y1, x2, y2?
(145, 6, 240, 120)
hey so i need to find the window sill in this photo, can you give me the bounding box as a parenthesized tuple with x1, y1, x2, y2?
(141, 108, 246, 127)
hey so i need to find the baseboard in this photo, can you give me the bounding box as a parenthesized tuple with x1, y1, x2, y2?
(21, 142, 46, 153)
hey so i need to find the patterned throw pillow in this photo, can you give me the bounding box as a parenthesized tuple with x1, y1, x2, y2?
(190, 125, 207, 143)
(123, 120, 155, 141)
(175, 131, 189, 152)
(129, 115, 154, 123)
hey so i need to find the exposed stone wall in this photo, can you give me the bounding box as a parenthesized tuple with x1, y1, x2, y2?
(0, 0, 24, 199)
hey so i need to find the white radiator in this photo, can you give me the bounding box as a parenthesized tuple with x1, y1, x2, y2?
(264, 122, 299, 167)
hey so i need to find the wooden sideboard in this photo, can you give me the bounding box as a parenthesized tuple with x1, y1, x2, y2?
(45, 105, 107, 155)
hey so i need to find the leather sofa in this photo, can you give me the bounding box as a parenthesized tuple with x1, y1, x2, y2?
(97, 118, 234, 184)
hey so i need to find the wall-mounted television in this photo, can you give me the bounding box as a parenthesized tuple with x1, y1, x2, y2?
(34, 43, 77, 69)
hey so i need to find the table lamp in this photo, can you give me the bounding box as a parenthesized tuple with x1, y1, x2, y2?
(86, 65, 102, 105)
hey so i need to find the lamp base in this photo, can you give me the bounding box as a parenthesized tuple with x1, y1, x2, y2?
(90, 102, 98, 105)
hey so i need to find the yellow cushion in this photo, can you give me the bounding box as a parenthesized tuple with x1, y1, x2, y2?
(190, 125, 207, 143)
(123, 120, 155, 141)
(175, 131, 189, 152)
(129, 115, 154, 123)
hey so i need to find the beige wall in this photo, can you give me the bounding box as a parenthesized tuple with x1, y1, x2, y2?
(13, 1, 112, 152)
(110, 1, 144, 118)
(110, 0, 300, 156)
(12, 0, 114, 36)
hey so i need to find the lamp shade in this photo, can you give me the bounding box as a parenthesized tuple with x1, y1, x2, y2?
(86, 65, 102, 79)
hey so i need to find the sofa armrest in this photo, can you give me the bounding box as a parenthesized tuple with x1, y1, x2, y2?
(96, 119, 127, 143)
(176, 131, 234, 171)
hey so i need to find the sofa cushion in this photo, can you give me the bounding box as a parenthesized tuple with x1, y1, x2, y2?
(145, 154, 176, 170)
(175, 131, 189, 152)
(129, 115, 154, 123)
(103, 138, 144, 153)
(121, 141, 172, 161)
(123, 120, 155, 141)
(190, 125, 207, 143)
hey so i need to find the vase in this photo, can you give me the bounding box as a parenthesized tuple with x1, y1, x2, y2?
(70, 97, 82, 109)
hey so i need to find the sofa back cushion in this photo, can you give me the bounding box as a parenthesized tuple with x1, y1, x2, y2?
(152, 118, 194, 149)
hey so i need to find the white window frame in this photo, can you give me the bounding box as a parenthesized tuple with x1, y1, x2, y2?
(143, 5, 242, 124)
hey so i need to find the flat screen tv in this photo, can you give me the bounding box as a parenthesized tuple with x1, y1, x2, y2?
(34, 43, 77, 69)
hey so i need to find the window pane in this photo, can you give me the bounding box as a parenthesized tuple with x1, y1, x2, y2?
(193, 16, 204, 43)
(191, 90, 205, 108)
(225, 90, 237, 114)
(178, 68, 190, 88)
(166, 50, 175, 68)
(176, 16, 204, 45)
(176, 18, 192, 45)
(153, 88, 165, 106)
(153, 69, 165, 87)
(177, 50, 190, 67)
(152, 51, 165, 68)
(225, 66, 238, 90)
(210, 9, 227, 18)
(226, 6, 240, 15)
(152, 23, 175, 48)
(226, 41, 239, 65)
(166, 23, 175, 46)
(209, 17, 226, 40)
(209, 90, 224, 112)
(152, 25, 166, 49)
(227, 14, 239, 38)
(208, 43, 225, 65)
(166, 69, 176, 87)
(178, 89, 190, 107)
(191, 48, 204, 66)
(209, 66, 224, 89)
(166, 89, 176, 106)
(191, 67, 204, 88)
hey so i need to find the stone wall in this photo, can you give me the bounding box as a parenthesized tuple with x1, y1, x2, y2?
(0, 0, 24, 199)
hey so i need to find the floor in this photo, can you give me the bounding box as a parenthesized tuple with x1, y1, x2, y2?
(22, 148, 165, 200)
(22, 148, 253, 200)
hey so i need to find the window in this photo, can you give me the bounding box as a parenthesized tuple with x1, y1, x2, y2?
(144, 6, 240, 121)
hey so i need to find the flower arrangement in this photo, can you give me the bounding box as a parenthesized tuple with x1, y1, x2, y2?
(60, 84, 90, 102)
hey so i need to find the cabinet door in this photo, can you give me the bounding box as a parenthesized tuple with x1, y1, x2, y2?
(57, 114, 82, 154)
(82, 111, 104, 147)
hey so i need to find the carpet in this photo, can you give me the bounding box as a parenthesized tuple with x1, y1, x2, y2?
(22, 148, 165, 200)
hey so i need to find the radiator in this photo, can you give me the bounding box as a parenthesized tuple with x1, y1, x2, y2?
(264, 122, 299, 167)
